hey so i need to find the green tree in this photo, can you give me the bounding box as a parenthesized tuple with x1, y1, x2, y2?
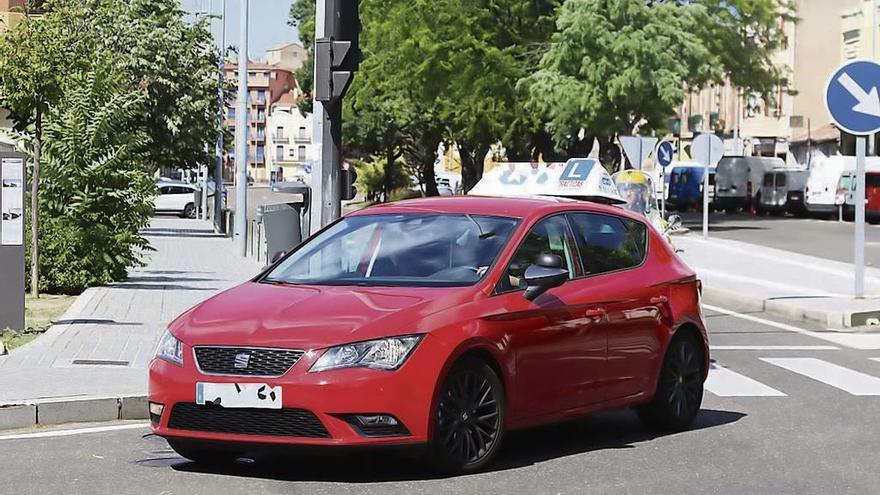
(288, 0, 316, 115)
(522, 0, 794, 166)
(0, 0, 97, 297)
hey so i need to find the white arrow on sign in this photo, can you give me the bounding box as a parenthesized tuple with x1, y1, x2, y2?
(838, 72, 880, 118)
(659, 144, 672, 164)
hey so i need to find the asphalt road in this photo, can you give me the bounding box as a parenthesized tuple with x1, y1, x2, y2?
(678, 210, 880, 267)
(3, 308, 880, 494)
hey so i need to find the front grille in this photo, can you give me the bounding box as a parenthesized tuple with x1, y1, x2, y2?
(168, 403, 331, 438)
(194, 346, 304, 377)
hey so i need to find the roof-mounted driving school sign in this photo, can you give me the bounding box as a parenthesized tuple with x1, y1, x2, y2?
(468, 158, 625, 204)
(825, 59, 880, 136)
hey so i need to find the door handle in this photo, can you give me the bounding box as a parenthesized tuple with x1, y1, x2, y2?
(584, 308, 607, 320)
(650, 296, 669, 305)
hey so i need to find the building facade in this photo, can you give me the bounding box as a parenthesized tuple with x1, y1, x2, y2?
(265, 93, 314, 183)
(223, 62, 299, 183)
(675, 0, 859, 165)
(265, 42, 308, 73)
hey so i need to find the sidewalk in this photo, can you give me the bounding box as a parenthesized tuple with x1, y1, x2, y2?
(0, 217, 261, 428)
(676, 234, 880, 328)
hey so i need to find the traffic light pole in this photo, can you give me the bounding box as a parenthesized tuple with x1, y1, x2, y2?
(310, 0, 358, 235)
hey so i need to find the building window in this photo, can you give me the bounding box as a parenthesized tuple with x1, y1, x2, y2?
(228, 108, 235, 120)
(256, 145, 265, 161)
(257, 89, 266, 103)
(298, 126, 307, 138)
(289, 148, 296, 158)
(276, 126, 284, 139)
(276, 145, 284, 161)
(297, 145, 306, 161)
(264, 71, 271, 78)
(248, 71, 256, 77)
(257, 109, 266, 122)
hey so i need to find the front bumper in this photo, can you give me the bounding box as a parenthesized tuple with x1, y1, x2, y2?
(148, 339, 444, 448)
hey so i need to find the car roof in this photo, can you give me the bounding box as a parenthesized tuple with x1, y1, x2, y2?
(347, 195, 644, 222)
(157, 180, 194, 187)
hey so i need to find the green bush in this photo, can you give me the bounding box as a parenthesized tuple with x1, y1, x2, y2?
(29, 71, 155, 294)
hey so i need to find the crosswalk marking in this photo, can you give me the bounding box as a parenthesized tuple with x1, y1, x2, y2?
(704, 363, 787, 397)
(711, 345, 839, 351)
(761, 358, 880, 396)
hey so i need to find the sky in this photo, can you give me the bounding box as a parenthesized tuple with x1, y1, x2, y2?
(180, 0, 302, 59)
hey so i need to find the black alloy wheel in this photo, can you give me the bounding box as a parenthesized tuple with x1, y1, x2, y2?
(431, 358, 505, 473)
(639, 334, 705, 432)
(183, 203, 196, 219)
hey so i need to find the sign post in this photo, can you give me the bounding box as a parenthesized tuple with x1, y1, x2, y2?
(692, 133, 724, 240)
(0, 153, 26, 331)
(656, 140, 675, 218)
(825, 59, 880, 298)
(618, 135, 658, 172)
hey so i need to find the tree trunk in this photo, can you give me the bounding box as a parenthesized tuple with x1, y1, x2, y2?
(383, 145, 397, 202)
(30, 107, 41, 298)
(598, 136, 621, 172)
(458, 143, 488, 193)
(420, 137, 440, 197)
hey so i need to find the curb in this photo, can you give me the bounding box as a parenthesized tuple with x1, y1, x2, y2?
(0, 395, 148, 431)
(701, 286, 880, 329)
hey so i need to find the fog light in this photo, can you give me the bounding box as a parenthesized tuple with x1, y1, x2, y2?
(355, 414, 398, 426)
(149, 402, 164, 424)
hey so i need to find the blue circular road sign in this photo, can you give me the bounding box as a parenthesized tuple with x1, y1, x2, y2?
(656, 141, 674, 167)
(825, 59, 880, 136)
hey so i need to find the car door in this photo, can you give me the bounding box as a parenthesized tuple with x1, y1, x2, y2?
(172, 186, 195, 211)
(155, 186, 175, 211)
(567, 212, 663, 400)
(490, 214, 609, 420)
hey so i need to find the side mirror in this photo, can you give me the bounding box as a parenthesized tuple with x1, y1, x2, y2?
(270, 251, 287, 264)
(523, 253, 569, 301)
(665, 214, 682, 233)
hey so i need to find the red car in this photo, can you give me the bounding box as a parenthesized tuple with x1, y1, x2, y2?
(149, 196, 708, 473)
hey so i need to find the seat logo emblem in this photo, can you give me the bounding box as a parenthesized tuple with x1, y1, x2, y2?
(234, 353, 251, 369)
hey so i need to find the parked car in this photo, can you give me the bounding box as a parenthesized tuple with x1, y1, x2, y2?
(714, 156, 783, 213)
(155, 180, 197, 218)
(667, 164, 715, 211)
(149, 163, 709, 474)
(758, 168, 809, 216)
(805, 155, 880, 218)
(837, 171, 880, 223)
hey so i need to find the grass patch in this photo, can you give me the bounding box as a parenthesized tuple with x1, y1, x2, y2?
(0, 294, 76, 352)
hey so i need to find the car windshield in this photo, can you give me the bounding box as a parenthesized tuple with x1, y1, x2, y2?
(263, 213, 519, 287)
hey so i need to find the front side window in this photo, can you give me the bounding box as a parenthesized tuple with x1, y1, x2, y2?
(498, 216, 577, 293)
(763, 174, 774, 187)
(568, 213, 647, 276)
(264, 214, 519, 287)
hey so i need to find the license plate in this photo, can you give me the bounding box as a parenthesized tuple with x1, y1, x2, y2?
(196, 382, 282, 409)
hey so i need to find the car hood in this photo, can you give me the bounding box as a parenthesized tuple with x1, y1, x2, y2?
(170, 281, 474, 350)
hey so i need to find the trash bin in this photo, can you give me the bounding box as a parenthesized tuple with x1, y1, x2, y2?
(261, 203, 303, 263)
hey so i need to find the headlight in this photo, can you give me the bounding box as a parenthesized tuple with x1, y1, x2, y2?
(310, 335, 423, 372)
(155, 329, 184, 366)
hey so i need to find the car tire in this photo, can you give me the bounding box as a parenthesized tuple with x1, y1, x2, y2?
(429, 357, 506, 474)
(638, 332, 705, 432)
(166, 438, 240, 465)
(182, 203, 196, 219)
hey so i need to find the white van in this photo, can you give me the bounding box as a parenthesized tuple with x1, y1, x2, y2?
(805, 156, 880, 216)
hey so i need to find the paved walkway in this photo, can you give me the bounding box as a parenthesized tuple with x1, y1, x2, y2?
(676, 234, 880, 328)
(0, 217, 261, 403)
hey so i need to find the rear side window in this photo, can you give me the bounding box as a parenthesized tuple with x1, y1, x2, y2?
(498, 216, 577, 292)
(775, 174, 786, 187)
(867, 174, 880, 188)
(568, 213, 647, 275)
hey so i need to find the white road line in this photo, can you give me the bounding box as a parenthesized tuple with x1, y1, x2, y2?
(704, 363, 786, 397)
(0, 422, 148, 441)
(704, 304, 880, 350)
(711, 345, 839, 351)
(762, 358, 880, 396)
